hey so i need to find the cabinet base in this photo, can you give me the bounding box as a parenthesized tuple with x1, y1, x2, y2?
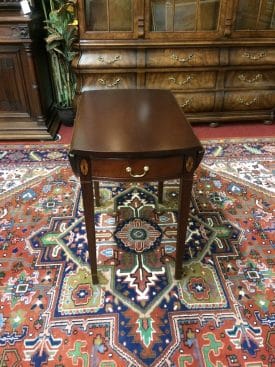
(186, 110, 273, 124)
(0, 113, 60, 141)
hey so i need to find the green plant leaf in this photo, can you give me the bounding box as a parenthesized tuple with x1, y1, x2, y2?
(41, 0, 77, 108)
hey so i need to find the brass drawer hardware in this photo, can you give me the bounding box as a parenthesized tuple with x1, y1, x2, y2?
(238, 73, 263, 84)
(97, 55, 121, 64)
(97, 78, 121, 88)
(168, 75, 193, 86)
(126, 165, 149, 178)
(171, 53, 194, 64)
(238, 97, 257, 106)
(180, 98, 192, 109)
(242, 51, 266, 61)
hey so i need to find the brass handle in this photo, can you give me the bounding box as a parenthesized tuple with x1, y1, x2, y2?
(238, 73, 263, 84)
(238, 97, 257, 106)
(242, 51, 266, 61)
(168, 75, 193, 86)
(97, 55, 121, 64)
(180, 98, 192, 109)
(171, 53, 194, 64)
(97, 78, 121, 88)
(126, 166, 149, 178)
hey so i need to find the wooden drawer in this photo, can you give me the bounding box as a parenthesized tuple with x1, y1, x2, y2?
(174, 92, 215, 112)
(0, 24, 30, 40)
(146, 48, 219, 67)
(145, 71, 216, 90)
(224, 91, 275, 111)
(81, 73, 137, 90)
(225, 70, 275, 88)
(77, 49, 137, 69)
(229, 47, 275, 65)
(91, 156, 184, 181)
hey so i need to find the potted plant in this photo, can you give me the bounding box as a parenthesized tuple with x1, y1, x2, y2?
(41, 0, 78, 126)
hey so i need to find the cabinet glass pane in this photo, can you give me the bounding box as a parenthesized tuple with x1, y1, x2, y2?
(85, 0, 133, 31)
(150, 0, 220, 32)
(235, 0, 275, 30)
(174, 0, 197, 31)
(199, 0, 220, 30)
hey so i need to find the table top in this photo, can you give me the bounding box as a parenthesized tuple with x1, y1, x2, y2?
(70, 89, 202, 158)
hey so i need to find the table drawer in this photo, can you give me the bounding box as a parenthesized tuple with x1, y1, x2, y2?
(91, 157, 184, 181)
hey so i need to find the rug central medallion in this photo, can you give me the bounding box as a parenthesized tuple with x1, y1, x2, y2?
(114, 218, 162, 253)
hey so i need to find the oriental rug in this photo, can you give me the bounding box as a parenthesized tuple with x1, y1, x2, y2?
(0, 138, 274, 367)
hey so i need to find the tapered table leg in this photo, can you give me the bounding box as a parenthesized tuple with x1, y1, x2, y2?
(94, 180, 100, 207)
(175, 176, 193, 280)
(158, 181, 164, 204)
(80, 179, 99, 284)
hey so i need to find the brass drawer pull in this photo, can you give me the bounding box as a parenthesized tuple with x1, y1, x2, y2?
(171, 53, 194, 64)
(168, 75, 193, 86)
(97, 55, 121, 64)
(242, 51, 266, 61)
(97, 78, 121, 88)
(180, 98, 192, 108)
(238, 97, 257, 106)
(126, 165, 149, 178)
(238, 73, 263, 84)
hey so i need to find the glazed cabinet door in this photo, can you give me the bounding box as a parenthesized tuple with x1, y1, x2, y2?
(232, 0, 275, 37)
(145, 0, 227, 40)
(78, 0, 142, 39)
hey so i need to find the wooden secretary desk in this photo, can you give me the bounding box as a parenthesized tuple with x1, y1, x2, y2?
(73, 0, 275, 126)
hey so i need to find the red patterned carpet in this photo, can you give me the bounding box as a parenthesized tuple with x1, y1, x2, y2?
(0, 137, 274, 367)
